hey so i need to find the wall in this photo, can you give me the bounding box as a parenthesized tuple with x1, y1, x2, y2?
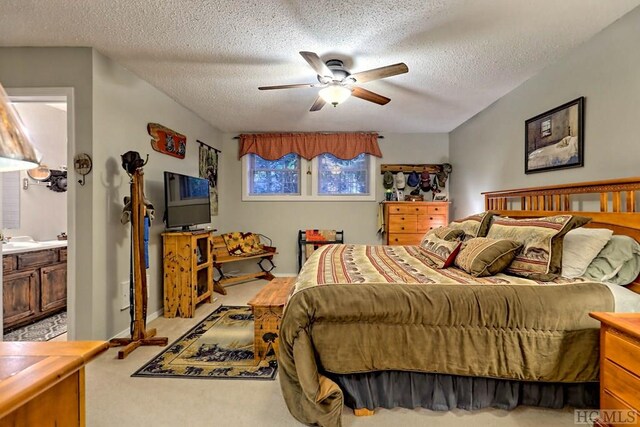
(91, 50, 222, 338)
(0, 47, 93, 338)
(8, 103, 67, 241)
(219, 132, 449, 275)
(449, 7, 640, 218)
(0, 47, 223, 340)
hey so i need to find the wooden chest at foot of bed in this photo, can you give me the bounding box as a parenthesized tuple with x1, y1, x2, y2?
(247, 277, 296, 362)
(590, 312, 640, 427)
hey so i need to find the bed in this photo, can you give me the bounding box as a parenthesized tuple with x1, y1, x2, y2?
(278, 177, 640, 427)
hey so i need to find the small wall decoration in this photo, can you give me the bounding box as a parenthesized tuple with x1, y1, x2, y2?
(198, 140, 220, 216)
(147, 123, 186, 159)
(525, 97, 584, 174)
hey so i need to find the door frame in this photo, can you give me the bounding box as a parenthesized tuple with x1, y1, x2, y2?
(2, 87, 76, 340)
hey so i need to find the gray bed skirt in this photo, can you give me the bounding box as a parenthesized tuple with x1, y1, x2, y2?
(327, 371, 598, 411)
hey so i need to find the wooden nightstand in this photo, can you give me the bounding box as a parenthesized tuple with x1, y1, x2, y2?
(589, 312, 640, 427)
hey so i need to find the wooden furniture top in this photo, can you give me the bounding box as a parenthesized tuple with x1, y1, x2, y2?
(161, 229, 213, 237)
(248, 277, 296, 308)
(590, 312, 640, 341)
(483, 177, 640, 293)
(0, 341, 108, 418)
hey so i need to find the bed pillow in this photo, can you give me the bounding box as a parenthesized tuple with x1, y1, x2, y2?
(420, 226, 465, 244)
(419, 235, 462, 268)
(561, 228, 613, 278)
(583, 235, 640, 286)
(449, 211, 494, 239)
(454, 237, 522, 277)
(486, 215, 591, 280)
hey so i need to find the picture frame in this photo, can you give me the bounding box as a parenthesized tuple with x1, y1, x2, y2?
(525, 97, 584, 174)
(433, 194, 448, 201)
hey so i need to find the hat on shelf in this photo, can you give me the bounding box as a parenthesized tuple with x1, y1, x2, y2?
(395, 172, 406, 189)
(420, 170, 431, 191)
(383, 171, 394, 189)
(406, 171, 420, 187)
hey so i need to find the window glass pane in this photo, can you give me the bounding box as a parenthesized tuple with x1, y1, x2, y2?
(249, 153, 300, 195)
(318, 153, 369, 195)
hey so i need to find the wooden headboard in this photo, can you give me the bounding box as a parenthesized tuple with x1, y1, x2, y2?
(482, 177, 640, 294)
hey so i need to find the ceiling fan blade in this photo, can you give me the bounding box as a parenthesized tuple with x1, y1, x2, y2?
(309, 96, 326, 112)
(351, 87, 390, 105)
(258, 83, 318, 90)
(350, 63, 408, 84)
(299, 51, 334, 79)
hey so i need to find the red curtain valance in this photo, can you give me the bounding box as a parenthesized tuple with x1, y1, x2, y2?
(238, 132, 382, 161)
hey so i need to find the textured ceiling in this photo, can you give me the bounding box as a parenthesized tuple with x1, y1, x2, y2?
(1, 0, 638, 133)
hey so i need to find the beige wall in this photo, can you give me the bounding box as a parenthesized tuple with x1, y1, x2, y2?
(91, 50, 222, 338)
(449, 7, 640, 218)
(0, 47, 93, 338)
(0, 47, 222, 340)
(219, 132, 449, 275)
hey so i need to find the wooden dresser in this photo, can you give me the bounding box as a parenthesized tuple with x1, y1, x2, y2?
(589, 312, 640, 427)
(0, 341, 108, 427)
(383, 201, 450, 245)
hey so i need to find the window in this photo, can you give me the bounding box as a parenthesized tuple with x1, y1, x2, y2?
(243, 153, 375, 201)
(248, 153, 300, 195)
(317, 153, 369, 196)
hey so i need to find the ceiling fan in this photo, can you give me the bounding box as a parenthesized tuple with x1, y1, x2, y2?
(258, 51, 408, 112)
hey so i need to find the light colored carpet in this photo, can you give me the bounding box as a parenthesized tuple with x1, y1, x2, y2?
(86, 280, 577, 427)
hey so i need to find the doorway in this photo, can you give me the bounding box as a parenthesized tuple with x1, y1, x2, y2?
(1, 88, 75, 341)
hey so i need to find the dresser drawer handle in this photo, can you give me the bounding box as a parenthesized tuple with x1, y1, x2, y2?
(415, 208, 419, 211)
(429, 227, 434, 230)
(401, 227, 405, 230)
(434, 208, 439, 211)
(430, 217, 433, 220)
(401, 217, 405, 220)
(394, 238, 399, 242)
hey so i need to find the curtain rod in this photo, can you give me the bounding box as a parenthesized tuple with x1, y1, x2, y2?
(197, 140, 221, 153)
(233, 134, 384, 139)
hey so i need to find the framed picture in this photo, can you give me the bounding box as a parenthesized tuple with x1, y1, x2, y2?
(525, 97, 584, 174)
(433, 194, 448, 201)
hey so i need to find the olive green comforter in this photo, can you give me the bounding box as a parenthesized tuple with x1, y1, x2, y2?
(278, 244, 614, 427)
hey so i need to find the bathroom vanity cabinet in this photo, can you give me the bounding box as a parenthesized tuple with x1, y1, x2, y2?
(2, 247, 67, 332)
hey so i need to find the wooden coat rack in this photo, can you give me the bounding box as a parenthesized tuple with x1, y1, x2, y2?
(109, 168, 168, 359)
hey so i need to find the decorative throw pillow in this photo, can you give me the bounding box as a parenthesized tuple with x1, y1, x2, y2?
(486, 215, 591, 280)
(583, 235, 640, 286)
(454, 238, 522, 277)
(419, 235, 463, 268)
(222, 232, 263, 255)
(561, 228, 613, 278)
(420, 226, 464, 245)
(449, 211, 495, 239)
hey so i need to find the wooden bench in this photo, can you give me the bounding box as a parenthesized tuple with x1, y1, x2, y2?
(211, 235, 277, 295)
(247, 277, 296, 362)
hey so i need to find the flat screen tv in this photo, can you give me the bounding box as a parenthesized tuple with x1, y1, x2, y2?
(163, 171, 211, 230)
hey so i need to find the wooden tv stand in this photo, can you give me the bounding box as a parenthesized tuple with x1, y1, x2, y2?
(162, 230, 215, 318)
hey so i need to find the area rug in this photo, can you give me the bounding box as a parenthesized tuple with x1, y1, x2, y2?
(132, 305, 277, 380)
(3, 311, 67, 341)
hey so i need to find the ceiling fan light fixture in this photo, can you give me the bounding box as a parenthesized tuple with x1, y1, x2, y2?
(319, 85, 351, 107)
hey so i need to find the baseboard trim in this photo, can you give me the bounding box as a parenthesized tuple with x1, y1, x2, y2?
(111, 307, 164, 339)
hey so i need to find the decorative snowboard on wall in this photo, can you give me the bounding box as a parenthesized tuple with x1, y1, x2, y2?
(147, 123, 186, 159)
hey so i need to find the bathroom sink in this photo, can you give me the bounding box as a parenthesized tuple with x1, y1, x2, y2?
(2, 237, 67, 254)
(3, 242, 39, 249)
